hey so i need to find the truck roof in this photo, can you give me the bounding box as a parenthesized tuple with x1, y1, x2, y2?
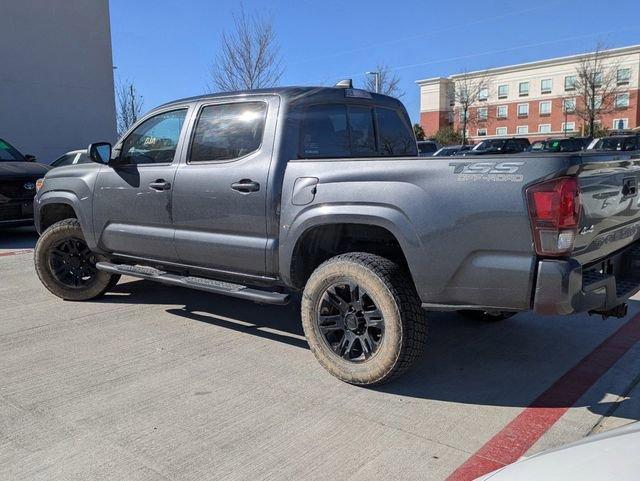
(155, 86, 405, 111)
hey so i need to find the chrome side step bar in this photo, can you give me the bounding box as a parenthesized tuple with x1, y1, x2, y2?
(96, 262, 290, 305)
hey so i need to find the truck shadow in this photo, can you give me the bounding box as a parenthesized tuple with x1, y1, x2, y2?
(101, 279, 640, 420)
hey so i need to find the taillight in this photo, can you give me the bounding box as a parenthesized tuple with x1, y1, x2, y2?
(526, 176, 580, 256)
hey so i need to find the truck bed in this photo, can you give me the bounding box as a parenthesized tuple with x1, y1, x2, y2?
(280, 151, 640, 313)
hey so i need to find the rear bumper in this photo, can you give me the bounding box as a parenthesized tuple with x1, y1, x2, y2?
(533, 242, 640, 315)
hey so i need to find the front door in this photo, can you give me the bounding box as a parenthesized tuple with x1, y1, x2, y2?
(171, 97, 278, 276)
(93, 107, 190, 261)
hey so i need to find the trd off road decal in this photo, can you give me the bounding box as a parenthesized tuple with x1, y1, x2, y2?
(449, 161, 525, 182)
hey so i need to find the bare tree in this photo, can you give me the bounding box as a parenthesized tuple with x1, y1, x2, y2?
(208, 5, 283, 92)
(116, 79, 144, 138)
(452, 70, 491, 145)
(572, 43, 621, 136)
(364, 64, 403, 98)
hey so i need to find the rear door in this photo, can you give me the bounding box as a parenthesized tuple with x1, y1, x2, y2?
(171, 96, 279, 276)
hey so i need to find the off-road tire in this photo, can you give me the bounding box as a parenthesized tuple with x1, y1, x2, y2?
(457, 310, 516, 322)
(301, 252, 427, 386)
(34, 219, 120, 301)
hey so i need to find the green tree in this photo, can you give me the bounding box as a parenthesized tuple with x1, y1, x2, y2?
(413, 123, 425, 141)
(434, 126, 463, 146)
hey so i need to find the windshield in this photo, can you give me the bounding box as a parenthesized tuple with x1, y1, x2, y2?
(0, 139, 25, 162)
(472, 139, 503, 151)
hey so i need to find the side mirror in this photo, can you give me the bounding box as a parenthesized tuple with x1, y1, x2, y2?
(88, 142, 112, 164)
(24, 154, 36, 162)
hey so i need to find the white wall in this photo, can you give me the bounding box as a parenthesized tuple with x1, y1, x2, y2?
(0, 0, 116, 162)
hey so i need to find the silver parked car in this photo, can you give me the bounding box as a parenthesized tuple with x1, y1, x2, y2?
(50, 149, 90, 168)
(475, 422, 640, 480)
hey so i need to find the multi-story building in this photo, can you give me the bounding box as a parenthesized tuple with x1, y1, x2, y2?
(0, 0, 116, 162)
(417, 45, 640, 143)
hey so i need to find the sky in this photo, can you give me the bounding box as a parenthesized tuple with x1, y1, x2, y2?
(109, 0, 640, 123)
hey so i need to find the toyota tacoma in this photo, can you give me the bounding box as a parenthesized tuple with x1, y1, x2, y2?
(33, 84, 640, 385)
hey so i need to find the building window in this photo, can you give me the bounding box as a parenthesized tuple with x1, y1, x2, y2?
(498, 84, 508, 99)
(615, 93, 630, 108)
(477, 107, 488, 120)
(539, 101, 552, 115)
(517, 103, 529, 117)
(478, 88, 489, 101)
(562, 122, 576, 132)
(613, 118, 629, 130)
(594, 71, 603, 87)
(538, 124, 551, 134)
(497, 105, 508, 119)
(477, 128, 487, 136)
(617, 68, 631, 85)
(496, 127, 508, 136)
(519, 81, 529, 96)
(564, 75, 576, 91)
(593, 95, 602, 110)
(541, 79, 552, 94)
(563, 98, 576, 113)
(516, 125, 529, 134)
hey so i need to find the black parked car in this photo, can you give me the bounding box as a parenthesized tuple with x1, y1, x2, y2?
(0, 138, 50, 227)
(462, 137, 530, 155)
(417, 140, 439, 156)
(432, 145, 472, 157)
(528, 137, 586, 153)
(588, 134, 640, 152)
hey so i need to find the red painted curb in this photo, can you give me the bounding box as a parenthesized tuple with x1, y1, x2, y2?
(0, 249, 33, 257)
(446, 313, 640, 481)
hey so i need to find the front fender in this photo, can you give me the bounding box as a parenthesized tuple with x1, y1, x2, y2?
(279, 202, 424, 288)
(35, 190, 97, 249)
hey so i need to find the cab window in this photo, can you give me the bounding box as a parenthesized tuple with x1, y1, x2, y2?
(120, 109, 187, 165)
(189, 102, 267, 162)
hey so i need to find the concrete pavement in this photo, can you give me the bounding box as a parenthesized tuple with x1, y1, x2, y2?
(1, 227, 639, 480)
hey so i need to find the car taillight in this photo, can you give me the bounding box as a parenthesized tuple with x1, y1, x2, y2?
(526, 176, 580, 256)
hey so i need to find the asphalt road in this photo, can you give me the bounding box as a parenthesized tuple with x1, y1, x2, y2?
(1, 226, 639, 480)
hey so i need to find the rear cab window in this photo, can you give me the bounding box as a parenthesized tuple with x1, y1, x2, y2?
(298, 103, 416, 158)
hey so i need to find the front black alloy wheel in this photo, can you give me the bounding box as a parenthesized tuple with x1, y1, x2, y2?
(49, 237, 98, 288)
(317, 282, 385, 362)
(34, 218, 120, 301)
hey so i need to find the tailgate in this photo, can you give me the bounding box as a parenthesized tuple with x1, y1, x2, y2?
(573, 158, 640, 265)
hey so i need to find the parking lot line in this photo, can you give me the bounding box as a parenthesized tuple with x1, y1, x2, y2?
(446, 312, 640, 481)
(0, 249, 33, 257)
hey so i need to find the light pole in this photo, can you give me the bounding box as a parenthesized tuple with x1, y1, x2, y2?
(563, 97, 568, 136)
(366, 71, 380, 93)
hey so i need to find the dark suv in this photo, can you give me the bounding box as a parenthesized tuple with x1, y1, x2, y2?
(588, 134, 640, 152)
(463, 137, 530, 155)
(0, 138, 50, 227)
(528, 138, 586, 153)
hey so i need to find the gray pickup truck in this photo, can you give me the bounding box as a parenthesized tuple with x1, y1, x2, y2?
(33, 84, 640, 385)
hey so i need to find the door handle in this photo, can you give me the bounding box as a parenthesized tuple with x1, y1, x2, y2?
(149, 180, 171, 191)
(231, 179, 260, 193)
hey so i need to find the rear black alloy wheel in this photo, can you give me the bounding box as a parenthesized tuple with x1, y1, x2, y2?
(301, 252, 427, 386)
(49, 237, 98, 288)
(317, 282, 385, 363)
